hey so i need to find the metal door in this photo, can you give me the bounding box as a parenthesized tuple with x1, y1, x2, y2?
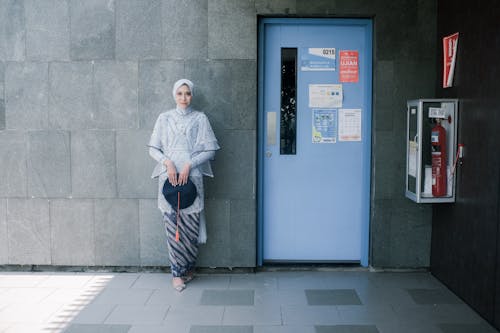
(258, 18, 372, 265)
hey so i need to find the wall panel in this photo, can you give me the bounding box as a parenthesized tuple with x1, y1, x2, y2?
(431, 0, 500, 329)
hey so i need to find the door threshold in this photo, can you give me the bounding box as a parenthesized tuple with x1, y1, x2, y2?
(259, 261, 366, 272)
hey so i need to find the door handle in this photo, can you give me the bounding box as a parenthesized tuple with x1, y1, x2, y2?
(267, 112, 277, 146)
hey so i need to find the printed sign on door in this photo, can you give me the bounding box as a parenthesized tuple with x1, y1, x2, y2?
(339, 50, 359, 83)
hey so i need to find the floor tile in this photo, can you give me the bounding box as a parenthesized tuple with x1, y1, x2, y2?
(147, 287, 203, 306)
(315, 325, 380, 333)
(130, 273, 170, 289)
(0, 288, 57, 304)
(0, 273, 51, 288)
(0, 303, 64, 323)
(306, 289, 362, 305)
(282, 305, 340, 325)
(277, 272, 330, 290)
(356, 287, 415, 307)
(164, 305, 224, 325)
(318, 272, 375, 291)
(46, 302, 99, 328)
(392, 305, 442, 326)
(406, 288, 462, 305)
(253, 325, 316, 333)
(376, 322, 442, 333)
(437, 322, 499, 333)
(229, 274, 278, 290)
(64, 323, 131, 333)
(37, 274, 95, 289)
(91, 288, 154, 305)
(189, 325, 253, 333)
(337, 304, 397, 324)
(70, 303, 116, 324)
(104, 304, 169, 324)
(85, 274, 140, 289)
(3, 323, 67, 332)
(222, 305, 281, 325)
(129, 323, 191, 333)
(393, 303, 484, 326)
(41, 288, 101, 304)
(368, 272, 443, 289)
(431, 303, 485, 323)
(185, 275, 231, 289)
(254, 289, 307, 306)
(200, 289, 254, 306)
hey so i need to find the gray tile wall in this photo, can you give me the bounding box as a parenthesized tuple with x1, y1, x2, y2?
(5, 62, 48, 129)
(7, 199, 51, 264)
(28, 130, 71, 198)
(0, 61, 4, 130)
(116, 0, 162, 60)
(162, 0, 208, 60)
(0, 131, 27, 197)
(139, 199, 168, 266)
(0, 0, 25, 61)
(0, 0, 436, 268)
(0, 199, 6, 263)
(50, 199, 95, 265)
(94, 199, 140, 266)
(69, 0, 115, 60)
(25, 0, 70, 61)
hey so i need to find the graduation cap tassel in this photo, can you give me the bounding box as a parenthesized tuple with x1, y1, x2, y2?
(175, 191, 180, 242)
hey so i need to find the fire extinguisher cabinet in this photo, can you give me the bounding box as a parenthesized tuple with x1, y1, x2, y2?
(405, 99, 458, 203)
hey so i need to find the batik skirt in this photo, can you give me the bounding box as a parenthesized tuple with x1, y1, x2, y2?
(164, 210, 200, 277)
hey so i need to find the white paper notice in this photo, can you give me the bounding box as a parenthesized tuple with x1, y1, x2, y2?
(301, 48, 336, 71)
(339, 109, 362, 141)
(312, 109, 337, 143)
(309, 84, 343, 108)
(408, 141, 418, 177)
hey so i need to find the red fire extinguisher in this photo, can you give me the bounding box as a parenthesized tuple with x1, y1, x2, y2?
(431, 119, 447, 196)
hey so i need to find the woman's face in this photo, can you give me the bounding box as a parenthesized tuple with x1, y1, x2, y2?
(175, 84, 192, 109)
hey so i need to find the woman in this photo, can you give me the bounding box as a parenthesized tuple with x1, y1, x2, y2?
(148, 79, 219, 291)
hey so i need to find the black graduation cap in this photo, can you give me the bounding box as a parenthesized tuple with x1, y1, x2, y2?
(162, 177, 197, 209)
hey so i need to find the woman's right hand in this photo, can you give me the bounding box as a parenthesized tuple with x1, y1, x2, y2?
(164, 160, 178, 186)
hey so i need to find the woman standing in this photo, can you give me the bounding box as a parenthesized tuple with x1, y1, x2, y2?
(149, 79, 219, 291)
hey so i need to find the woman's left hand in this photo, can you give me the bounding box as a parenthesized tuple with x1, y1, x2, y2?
(178, 163, 191, 185)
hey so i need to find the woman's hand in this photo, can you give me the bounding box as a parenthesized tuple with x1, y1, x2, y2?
(164, 160, 178, 186)
(178, 163, 191, 185)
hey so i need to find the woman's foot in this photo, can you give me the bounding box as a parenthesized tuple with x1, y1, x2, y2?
(172, 277, 186, 292)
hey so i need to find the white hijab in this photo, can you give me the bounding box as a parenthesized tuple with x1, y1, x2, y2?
(172, 79, 194, 99)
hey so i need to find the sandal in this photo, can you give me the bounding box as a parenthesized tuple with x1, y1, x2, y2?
(182, 274, 195, 284)
(172, 277, 186, 292)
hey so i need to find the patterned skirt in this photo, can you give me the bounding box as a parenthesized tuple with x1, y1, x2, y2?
(163, 210, 200, 277)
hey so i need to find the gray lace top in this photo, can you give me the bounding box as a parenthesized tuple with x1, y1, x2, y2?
(148, 107, 220, 214)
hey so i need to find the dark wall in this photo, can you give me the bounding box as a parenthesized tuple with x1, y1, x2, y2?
(431, 0, 500, 329)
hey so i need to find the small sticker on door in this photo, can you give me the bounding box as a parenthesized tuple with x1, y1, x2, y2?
(309, 84, 343, 108)
(312, 109, 337, 143)
(301, 48, 336, 71)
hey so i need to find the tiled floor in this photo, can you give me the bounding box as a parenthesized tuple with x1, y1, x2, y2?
(0, 269, 497, 333)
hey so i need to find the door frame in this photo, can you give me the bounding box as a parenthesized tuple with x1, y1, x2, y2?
(257, 17, 373, 266)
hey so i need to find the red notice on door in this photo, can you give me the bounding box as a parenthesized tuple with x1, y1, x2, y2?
(339, 50, 359, 83)
(442, 32, 459, 88)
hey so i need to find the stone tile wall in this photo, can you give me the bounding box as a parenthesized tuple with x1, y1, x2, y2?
(0, 0, 436, 268)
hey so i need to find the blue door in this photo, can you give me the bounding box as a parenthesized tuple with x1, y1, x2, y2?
(258, 18, 372, 266)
